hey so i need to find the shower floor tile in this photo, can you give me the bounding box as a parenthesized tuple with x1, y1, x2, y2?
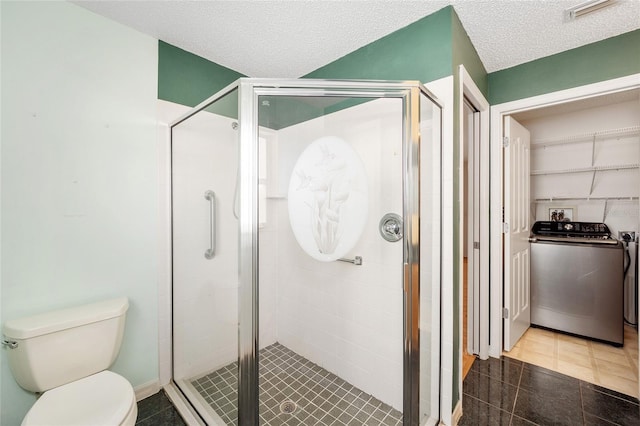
(192, 342, 402, 425)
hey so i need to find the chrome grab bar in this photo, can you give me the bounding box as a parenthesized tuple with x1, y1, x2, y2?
(337, 256, 362, 266)
(204, 190, 216, 259)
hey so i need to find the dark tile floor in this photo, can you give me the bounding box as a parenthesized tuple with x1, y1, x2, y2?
(460, 356, 640, 426)
(192, 342, 402, 425)
(136, 356, 640, 426)
(136, 390, 186, 426)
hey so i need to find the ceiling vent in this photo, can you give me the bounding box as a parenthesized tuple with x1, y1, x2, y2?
(565, 0, 617, 21)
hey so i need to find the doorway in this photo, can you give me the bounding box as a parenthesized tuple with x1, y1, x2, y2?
(462, 97, 479, 378)
(458, 65, 491, 385)
(490, 75, 640, 399)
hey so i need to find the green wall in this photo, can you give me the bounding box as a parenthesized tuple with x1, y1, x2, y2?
(451, 11, 487, 95)
(488, 29, 640, 104)
(157, 42, 354, 129)
(158, 41, 245, 108)
(305, 7, 453, 83)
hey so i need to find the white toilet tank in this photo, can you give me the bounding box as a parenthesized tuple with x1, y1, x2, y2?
(2, 297, 129, 393)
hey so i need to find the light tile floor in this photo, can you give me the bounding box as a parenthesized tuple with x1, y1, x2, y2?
(504, 325, 639, 398)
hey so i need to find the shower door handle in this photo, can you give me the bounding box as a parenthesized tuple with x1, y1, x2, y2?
(205, 190, 216, 259)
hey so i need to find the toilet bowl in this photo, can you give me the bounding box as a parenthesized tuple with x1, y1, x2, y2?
(2, 298, 138, 426)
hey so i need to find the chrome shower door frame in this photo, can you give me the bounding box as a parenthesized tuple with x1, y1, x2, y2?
(235, 79, 441, 426)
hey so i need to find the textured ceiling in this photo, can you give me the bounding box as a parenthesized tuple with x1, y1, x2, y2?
(74, 0, 640, 78)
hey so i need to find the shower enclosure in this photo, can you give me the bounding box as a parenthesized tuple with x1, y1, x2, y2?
(171, 79, 442, 425)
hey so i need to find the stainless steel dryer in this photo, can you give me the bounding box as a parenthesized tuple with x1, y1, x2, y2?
(529, 221, 624, 346)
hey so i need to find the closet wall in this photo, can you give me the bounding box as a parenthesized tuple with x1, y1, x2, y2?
(515, 89, 640, 322)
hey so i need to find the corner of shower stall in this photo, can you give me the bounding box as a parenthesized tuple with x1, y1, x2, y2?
(169, 79, 442, 426)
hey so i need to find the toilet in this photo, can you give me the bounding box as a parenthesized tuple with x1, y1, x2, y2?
(2, 297, 137, 426)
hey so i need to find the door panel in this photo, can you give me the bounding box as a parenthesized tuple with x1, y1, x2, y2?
(463, 99, 481, 356)
(171, 92, 241, 425)
(504, 116, 531, 351)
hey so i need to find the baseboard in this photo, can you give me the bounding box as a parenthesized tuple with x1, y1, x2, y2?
(452, 399, 463, 425)
(134, 379, 161, 402)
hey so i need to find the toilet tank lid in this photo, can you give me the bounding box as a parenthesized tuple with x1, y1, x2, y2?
(2, 297, 129, 340)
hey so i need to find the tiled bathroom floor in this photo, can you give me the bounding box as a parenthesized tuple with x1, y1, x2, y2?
(460, 356, 640, 425)
(503, 325, 639, 398)
(141, 353, 640, 425)
(192, 342, 403, 425)
(136, 390, 186, 426)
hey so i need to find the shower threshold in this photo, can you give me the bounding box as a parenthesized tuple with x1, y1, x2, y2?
(191, 342, 402, 425)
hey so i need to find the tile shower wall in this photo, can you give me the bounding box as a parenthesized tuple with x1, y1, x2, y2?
(167, 94, 441, 417)
(262, 98, 405, 410)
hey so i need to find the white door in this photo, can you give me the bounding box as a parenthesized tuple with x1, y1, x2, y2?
(503, 116, 531, 351)
(464, 99, 481, 355)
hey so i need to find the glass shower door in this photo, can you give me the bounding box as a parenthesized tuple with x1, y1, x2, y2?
(237, 81, 442, 426)
(171, 88, 241, 425)
(418, 89, 442, 426)
(254, 94, 407, 425)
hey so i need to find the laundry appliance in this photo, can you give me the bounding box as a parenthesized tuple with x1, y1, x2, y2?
(529, 221, 624, 346)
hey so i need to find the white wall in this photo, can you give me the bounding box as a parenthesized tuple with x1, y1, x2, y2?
(1, 2, 158, 424)
(425, 76, 455, 425)
(0, 1, 3, 414)
(525, 99, 639, 212)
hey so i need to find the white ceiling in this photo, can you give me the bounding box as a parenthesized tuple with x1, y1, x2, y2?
(75, 0, 640, 78)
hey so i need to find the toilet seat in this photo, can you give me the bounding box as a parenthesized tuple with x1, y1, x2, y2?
(22, 371, 137, 426)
